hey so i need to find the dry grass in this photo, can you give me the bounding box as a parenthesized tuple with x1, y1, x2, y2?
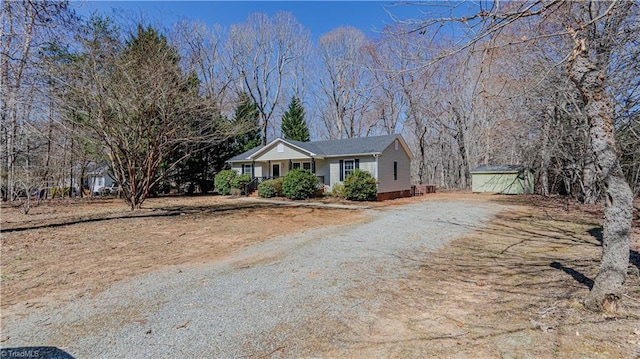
(0, 196, 365, 314)
(2, 193, 639, 357)
(307, 195, 640, 358)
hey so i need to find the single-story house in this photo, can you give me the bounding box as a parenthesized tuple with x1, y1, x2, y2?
(227, 134, 413, 200)
(470, 165, 533, 194)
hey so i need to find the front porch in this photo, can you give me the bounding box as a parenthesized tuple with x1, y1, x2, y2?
(244, 174, 326, 195)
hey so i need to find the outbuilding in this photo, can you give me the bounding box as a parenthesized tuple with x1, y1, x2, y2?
(470, 165, 533, 194)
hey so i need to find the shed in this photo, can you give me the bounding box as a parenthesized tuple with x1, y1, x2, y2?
(470, 165, 533, 194)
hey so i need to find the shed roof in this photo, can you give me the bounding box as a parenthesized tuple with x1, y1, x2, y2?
(470, 165, 526, 174)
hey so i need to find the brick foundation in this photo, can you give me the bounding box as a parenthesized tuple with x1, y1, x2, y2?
(376, 189, 412, 201)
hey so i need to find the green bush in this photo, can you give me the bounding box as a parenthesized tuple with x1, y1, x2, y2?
(330, 182, 345, 198)
(231, 173, 251, 194)
(344, 169, 377, 201)
(258, 178, 283, 198)
(282, 169, 319, 200)
(214, 170, 237, 195)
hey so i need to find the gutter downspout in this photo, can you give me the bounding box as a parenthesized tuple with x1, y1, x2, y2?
(373, 154, 379, 181)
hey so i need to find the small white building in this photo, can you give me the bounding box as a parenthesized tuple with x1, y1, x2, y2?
(85, 165, 117, 194)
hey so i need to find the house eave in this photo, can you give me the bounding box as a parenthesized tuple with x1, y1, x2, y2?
(323, 152, 382, 158)
(247, 138, 316, 160)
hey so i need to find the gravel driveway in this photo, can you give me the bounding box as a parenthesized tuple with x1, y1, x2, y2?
(2, 200, 501, 358)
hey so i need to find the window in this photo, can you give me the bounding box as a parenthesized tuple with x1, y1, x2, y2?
(292, 161, 311, 171)
(394, 161, 398, 180)
(344, 160, 354, 178)
(243, 164, 252, 175)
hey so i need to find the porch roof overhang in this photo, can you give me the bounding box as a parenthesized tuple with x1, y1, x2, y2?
(242, 138, 324, 162)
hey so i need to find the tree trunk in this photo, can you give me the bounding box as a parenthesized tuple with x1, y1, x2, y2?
(568, 40, 633, 312)
(582, 151, 598, 204)
(540, 111, 552, 197)
(451, 107, 470, 189)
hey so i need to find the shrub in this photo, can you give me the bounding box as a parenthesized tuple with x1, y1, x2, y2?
(231, 173, 251, 194)
(330, 182, 345, 198)
(272, 177, 283, 195)
(214, 170, 237, 195)
(258, 178, 283, 198)
(343, 169, 377, 201)
(282, 169, 319, 200)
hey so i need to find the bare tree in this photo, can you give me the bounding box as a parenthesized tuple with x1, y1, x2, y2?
(361, 38, 406, 135)
(226, 12, 310, 145)
(1, 1, 74, 201)
(396, 0, 637, 311)
(564, 1, 635, 310)
(315, 26, 374, 139)
(173, 20, 233, 114)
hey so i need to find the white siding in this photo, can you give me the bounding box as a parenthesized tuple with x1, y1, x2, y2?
(325, 156, 377, 191)
(314, 159, 329, 184)
(256, 142, 311, 161)
(253, 164, 264, 178)
(231, 163, 243, 175)
(328, 160, 340, 189)
(231, 163, 263, 177)
(359, 157, 376, 176)
(377, 141, 411, 193)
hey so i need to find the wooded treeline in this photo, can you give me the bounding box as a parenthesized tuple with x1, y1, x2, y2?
(1, 1, 638, 208)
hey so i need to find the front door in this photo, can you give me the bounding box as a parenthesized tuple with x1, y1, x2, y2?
(272, 163, 280, 177)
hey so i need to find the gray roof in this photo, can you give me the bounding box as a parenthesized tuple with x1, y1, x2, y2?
(227, 145, 265, 162)
(228, 134, 403, 162)
(470, 165, 526, 174)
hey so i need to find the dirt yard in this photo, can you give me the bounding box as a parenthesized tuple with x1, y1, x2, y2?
(1, 193, 639, 357)
(0, 196, 366, 312)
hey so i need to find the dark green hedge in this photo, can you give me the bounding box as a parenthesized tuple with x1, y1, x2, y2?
(282, 169, 319, 200)
(344, 169, 377, 201)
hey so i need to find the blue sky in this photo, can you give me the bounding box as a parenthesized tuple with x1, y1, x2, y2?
(72, 1, 475, 41)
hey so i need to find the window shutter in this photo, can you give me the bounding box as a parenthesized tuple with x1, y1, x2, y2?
(339, 160, 344, 181)
(355, 159, 359, 169)
(311, 159, 316, 174)
(288, 160, 292, 171)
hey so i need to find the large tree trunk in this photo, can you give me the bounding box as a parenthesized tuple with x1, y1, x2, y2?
(568, 39, 634, 312)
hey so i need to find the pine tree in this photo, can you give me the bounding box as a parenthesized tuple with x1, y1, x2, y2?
(281, 96, 310, 142)
(233, 92, 261, 152)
